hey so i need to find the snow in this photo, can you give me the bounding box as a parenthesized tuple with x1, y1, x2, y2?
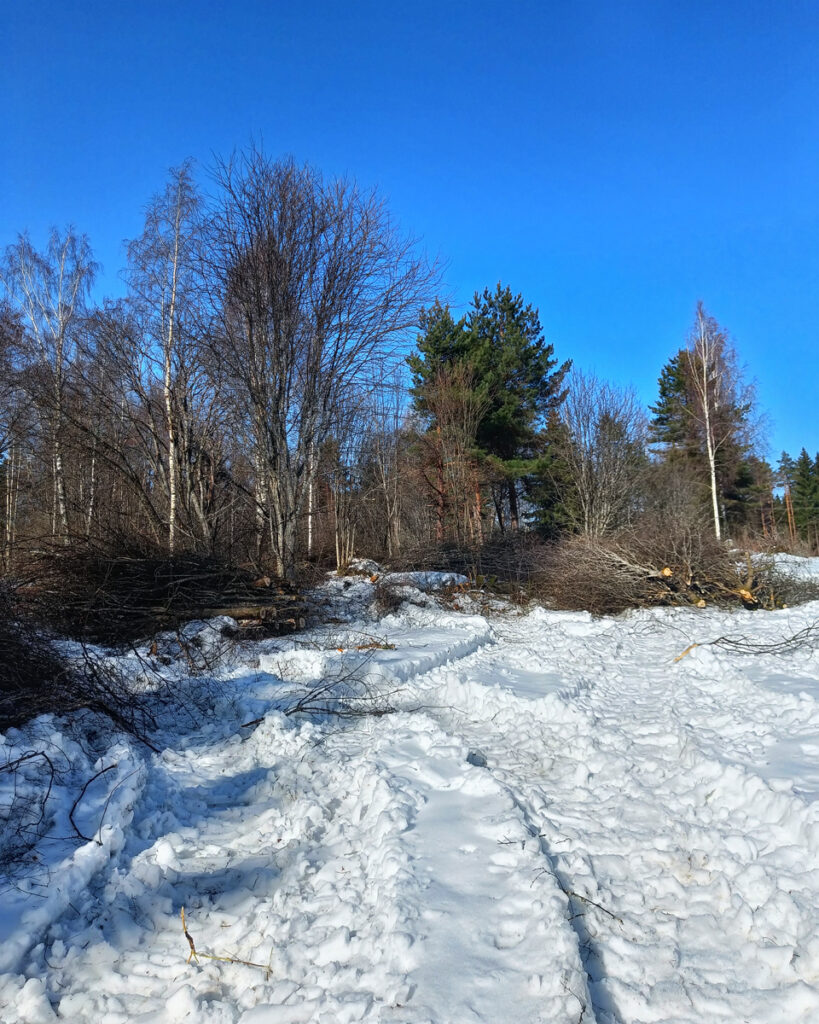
(343, 561, 469, 591)
(3, 566, 819, 1021)
(377, 571, 469, 590)
(772, 553, 819, 582)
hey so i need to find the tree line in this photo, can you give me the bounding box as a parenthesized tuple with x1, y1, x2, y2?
(0, 146, 811, 608)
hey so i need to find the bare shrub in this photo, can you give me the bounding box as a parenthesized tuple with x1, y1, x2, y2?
(528, 459, 771, 614)
(528, 526, 805, 615)
(0, 591, 74, 732)
(371, 582, 405, 617)
(750, 560, 819, 609)
(0, 575, 238, 746)
(0, 614, 160, 747)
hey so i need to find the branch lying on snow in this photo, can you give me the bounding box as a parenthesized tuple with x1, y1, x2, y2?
(181, 907, 273, 976)
(0, 751, 57, 860)
(293, 629, 395, 653)
(674, 621, 819, 661)
(0, 750, 55, 786)
(564, 889, 624, 924)
(69, 763, 117, 843)
(254, 634, 402, 720)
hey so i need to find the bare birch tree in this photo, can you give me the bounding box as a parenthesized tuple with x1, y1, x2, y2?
(1, 229, 97, 541)
(682, 303, 755, 541)
(126, 162, 206, 553)
(558, 370, 648, 537)
(206, 149, 436, 579)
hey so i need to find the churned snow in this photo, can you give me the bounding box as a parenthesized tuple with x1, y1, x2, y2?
(3, 569, 819, 1022)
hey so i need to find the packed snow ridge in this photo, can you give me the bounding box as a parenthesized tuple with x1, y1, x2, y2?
(3, 566, 819, 1022)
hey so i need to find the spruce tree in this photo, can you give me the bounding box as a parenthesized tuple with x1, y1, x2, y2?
(649, 352, 697, 455)
(792, 448, 819, 543)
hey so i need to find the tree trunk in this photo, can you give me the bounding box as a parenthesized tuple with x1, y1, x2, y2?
(703, 405, 721, 541)
(491, 484, 506, 534)
(53, 435, 69, 542)
(4, 445, 19, 571)
(508, 479, 520, 531)
(85, 440, 97, 537)
(473, 472, 483, 544)
(164, 184, 184, 555)
(435, 439, 445, 543)
(307, 442, 314, 559)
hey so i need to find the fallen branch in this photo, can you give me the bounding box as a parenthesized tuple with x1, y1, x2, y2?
(0, 750, 56, 831)
(674, 621, 819, 662)
(565, 889, 623, 924)
(181, 907, 273, 975)
(673, 643, 700, 662)
(69, 763, 117, 843)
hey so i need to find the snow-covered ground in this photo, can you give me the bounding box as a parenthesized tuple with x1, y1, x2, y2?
(3, 569, 819, 1022)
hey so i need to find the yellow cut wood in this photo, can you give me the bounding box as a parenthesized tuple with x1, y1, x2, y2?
(674, 643, 700, 662)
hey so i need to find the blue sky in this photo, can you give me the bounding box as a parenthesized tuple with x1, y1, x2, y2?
(3, 1, 817, 460)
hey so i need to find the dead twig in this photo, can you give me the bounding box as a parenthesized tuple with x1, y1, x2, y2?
(69, 763, 117, 843)
(675, 621, 819, 662)
(565, 889, 623, 924)
(181, 906, 273, 975)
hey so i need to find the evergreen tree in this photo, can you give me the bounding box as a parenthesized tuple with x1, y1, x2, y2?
(722, 454, 773, 534)
(523, 412, 575, 538)
(409, 285, 570, 533)
(464, 285, 570, 466)
(407, 300, 470, 412)
(791, 448, 819, 543)
(649, 352, 698, 456)
(777, 451, 797, 489)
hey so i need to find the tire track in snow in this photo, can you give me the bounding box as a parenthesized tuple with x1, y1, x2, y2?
(376, 605, 819, 1023)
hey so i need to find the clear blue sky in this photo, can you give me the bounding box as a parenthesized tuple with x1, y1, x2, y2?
(3, 1, 817, 460)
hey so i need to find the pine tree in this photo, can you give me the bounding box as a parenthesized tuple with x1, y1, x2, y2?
(465, 285, 570, 465)
(407, 300, 470, 411)
(777, 451, 797, 489)
(409, 285, 570, 533)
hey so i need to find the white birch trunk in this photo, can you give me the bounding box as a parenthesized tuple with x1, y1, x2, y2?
(164, 185, 183, 555)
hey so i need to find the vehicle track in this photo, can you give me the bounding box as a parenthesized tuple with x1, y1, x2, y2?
(385, 606, 819, 1022)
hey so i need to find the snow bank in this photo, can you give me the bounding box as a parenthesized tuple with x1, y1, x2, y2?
(0, 730, 146, 979)
(378, 571, 468, 590)
(773, 552, 819, 581)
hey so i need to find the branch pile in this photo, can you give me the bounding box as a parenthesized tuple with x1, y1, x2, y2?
(532, 536, 779, 616)
(12, 548, 306, 643)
